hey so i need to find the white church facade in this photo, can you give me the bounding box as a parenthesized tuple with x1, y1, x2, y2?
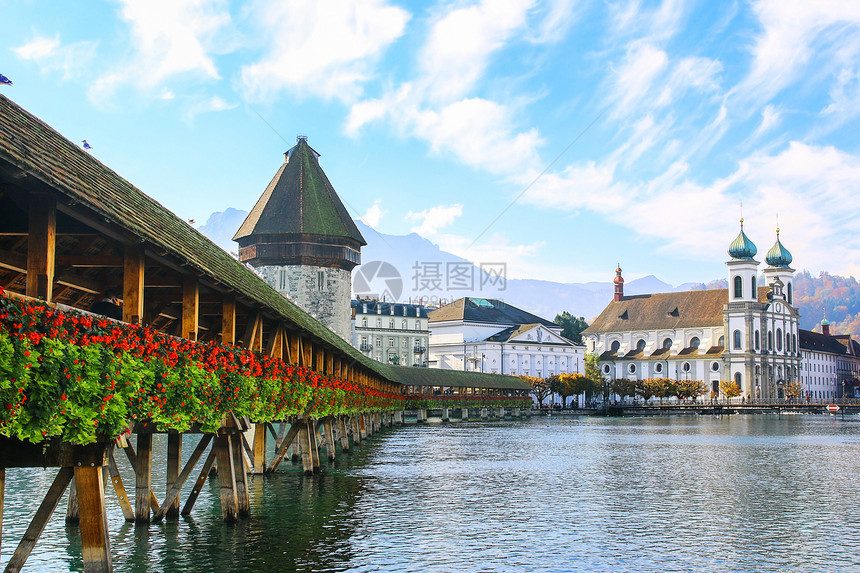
(582, 221, 800, 400)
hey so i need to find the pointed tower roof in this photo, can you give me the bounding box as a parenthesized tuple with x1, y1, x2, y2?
(234, 137, 366, 245)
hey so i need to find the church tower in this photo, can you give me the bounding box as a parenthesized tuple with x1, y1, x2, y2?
(723, 219, 760, 398)
(763, 227, 795, 306)
(233, 137, 366, 341)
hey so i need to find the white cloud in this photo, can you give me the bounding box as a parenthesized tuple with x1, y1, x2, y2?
(610, 42, 669, 116)
(419, 0, 534, 102)
(13, 34, 97, 81)
(360, 200, 386, 228)
(406, 204, 463, 236)
(753, 104, 781, 138)
(241, 0, 409, 102)
(90, 0, 231, 103)
(184, 96, 237, 120)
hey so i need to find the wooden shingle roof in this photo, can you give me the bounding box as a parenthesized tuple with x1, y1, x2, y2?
(233, 139, 366, 245)
(583, 289, 728, 334)
(0, 94, 377, 372)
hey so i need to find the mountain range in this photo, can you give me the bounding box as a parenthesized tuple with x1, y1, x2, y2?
(199, 209, 860, 336)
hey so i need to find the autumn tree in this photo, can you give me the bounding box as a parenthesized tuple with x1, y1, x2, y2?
(549, 374, 574, 408)
(719, 380, 742, 401)
(521, 375, 551, 407)
(784, 379, 804, 402)
(609, 378, 636, 401)
(676, 379, 706, 401)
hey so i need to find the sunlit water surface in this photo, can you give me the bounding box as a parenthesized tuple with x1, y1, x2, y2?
(3, 414, 860, 572)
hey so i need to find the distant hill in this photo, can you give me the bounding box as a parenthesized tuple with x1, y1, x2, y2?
(199, 209, 860, 337)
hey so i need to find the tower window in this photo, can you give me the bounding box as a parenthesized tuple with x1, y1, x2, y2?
(279, 269, 288, 291)
(636, 339, 646, 351)
(755, 330, 760, 350)
(733, 330, 742, 349)
(689, 337, 700, 349)
(733, 275, 743, 299)
(776, 328, 783, 351)
(663, 338, 673, 350)
(317, 270, 325, 291)
(787, 283, 793, 305)
(751, 276, 757, 300)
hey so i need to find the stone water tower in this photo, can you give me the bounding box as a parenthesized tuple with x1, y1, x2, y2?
(233, 137, 366, 341)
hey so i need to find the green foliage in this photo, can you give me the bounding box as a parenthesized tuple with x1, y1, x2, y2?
(553, 312, 589, 344)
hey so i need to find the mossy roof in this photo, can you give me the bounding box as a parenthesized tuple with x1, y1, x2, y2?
(233, 139, 366, 245)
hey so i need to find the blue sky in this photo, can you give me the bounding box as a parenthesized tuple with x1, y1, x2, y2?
(3, 0, 860, 286)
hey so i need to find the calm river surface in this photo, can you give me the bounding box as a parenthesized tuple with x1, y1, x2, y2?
(3, 414, 860, 572)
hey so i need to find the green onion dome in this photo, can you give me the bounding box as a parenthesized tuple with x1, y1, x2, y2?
(765, 229, 793, 267)
(728, 219, 757, 260)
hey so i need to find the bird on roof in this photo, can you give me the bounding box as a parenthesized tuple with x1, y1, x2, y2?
(0, 73, 12, 86)
(82, 140, 92, 150)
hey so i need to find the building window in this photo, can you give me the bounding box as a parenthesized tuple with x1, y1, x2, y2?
(689, 337, 700, 349)
(317, 270, 325, 291)
(279, 269, 288, 291)
(755, 330, 760, 350)
(663, 338, 673, 350)
(655, 363, 663, 373)
(718, 335, 725, 347)
(792, 334, 797, 353)
(682, 362, 691, 372)
(787, 283, 793, 305)
(711, 362, 720, 372)
(786, 332, 791, 353)
(733, 330, 742, 349)
(733, 275, 743, 298)
(603, 365, 611, 374)
(735, 372, 742, 387)
(389, 338, 395, 348)
(629, 364, 636, 374)
(376, 318, 381, 328)
(751, 276, 757, 300)
(389, 319, 395, 329)
(767, 331, 773, 351)
(362, 318, 367, 327)
(776, 328, 783, 351)
(610, 340, 620, 353)
(636, 339, 646, 351)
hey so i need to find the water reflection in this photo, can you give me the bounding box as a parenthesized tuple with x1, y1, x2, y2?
(2, 415, 860, 572)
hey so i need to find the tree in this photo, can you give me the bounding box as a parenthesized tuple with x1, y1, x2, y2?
(584, 353, 603, 403)
(521, 375, 551, 407)
(548, 374, 569, 407)
(553, 312, 589, 344)
(719, 380, 742, 401)
(609, 378, 636, 400)
(784, 379, 804, 402)
(677, 379, 706, 401)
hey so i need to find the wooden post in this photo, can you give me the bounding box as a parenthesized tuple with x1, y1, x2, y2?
(123, 246, 144, 325)
(74, 465, 112, 573)
(5, 467, 73, 573)
(231, 434, 250, 518)
(252, 423, 266, 474)
(352, 417, 362, 445)
(165, 433, 182, 519)
(65, 477, 80, 523)
(338, 417, 350, 452)
(298, 422, 314, 475)
(322, 420, 336, 459)
(134, 433, 152, 523)
(214, 434, 238, 523)
(266, 423, 300, 473)
(26, 193, 56, 301)
(182, 276, 199, 341)
(221, 296, 236, 345)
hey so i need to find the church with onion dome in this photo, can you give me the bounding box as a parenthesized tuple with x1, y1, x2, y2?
(582, 220, 800, 400)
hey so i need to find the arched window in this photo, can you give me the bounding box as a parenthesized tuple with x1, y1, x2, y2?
(787, 283, 793, 305)
(792, 334, 797, 353)
(755, 330, 760, 350)
(636, 339, 646, 351)
(733, 275, 743, 299)
(689, 337, 700, 349)
(718, 335, 725, 347)
(663, 338, 673, 350)
(776, 328, 783, 351)
(767, 331, 773, 351)
(751, 276, 757, 299)
(785, 331, 791, 353)
(733, 330, 742, 349)
(734, 372, 742, 387)
(610, 340, 620, 353)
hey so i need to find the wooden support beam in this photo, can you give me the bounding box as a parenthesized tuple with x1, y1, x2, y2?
(153, 434, 212, 523)
(252, 424, 266, 474)
(182, 276, 199, 341)
(231, 434, 250, 518)
(352, 417, 361, 445)
(65, 477, 79, 523)
(267, 423, 301, 473)
(221, 296, 236, 345)
(134, 434, 153, 523)
(303, 339, 313, 370)
(117, 438, 159, 515)
(316, 347, 325, 374)
(214, 434, 238, 523)
(298, 422, 314, 475)
(323, 419, 337, 461)
(181, 448, 216, 517)
(26, 193, 56, 301)
(4, 467, 73, 573)
(338, 417, 350, 452)
(290, 335, 300, 366)
(242, 311, 261, 350)
(74, 465, 113, 573)
(123, 246, 144, 325)
(309, 421, 321, 473)
(165, 433, 182, 519)
(107, 451, 134, 522)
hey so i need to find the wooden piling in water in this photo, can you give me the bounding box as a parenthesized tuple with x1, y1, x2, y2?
(338, 417, 350, 452)
(134, 433, 153, 523)
(165, 433, 182, 519)
(74, 465, 112, 573)
(252, 423, 267, 474)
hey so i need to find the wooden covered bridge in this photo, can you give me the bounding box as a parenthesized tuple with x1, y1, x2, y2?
(0, 94, 531, 572)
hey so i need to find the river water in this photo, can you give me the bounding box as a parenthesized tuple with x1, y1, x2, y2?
(3, 414, 860, 572)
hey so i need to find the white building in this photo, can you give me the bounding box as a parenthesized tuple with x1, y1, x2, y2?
(800, 319, 860, 399)
(428, 297, 585, 377)
(583, 221, 801, 400)
(352, 300, 429, 367)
